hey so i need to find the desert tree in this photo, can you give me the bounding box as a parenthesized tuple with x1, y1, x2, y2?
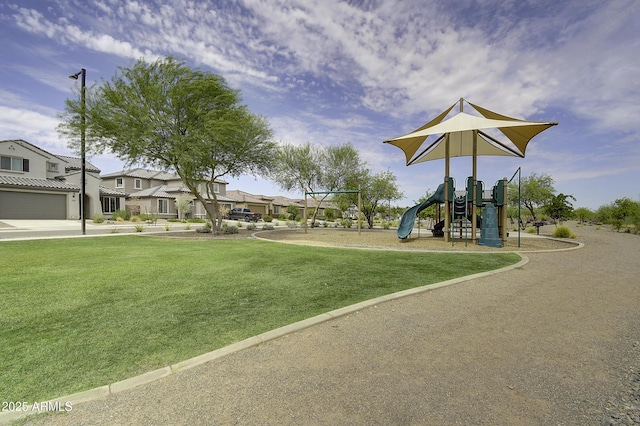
(59, 57, 275, 233)
(508, 172, 556, 220)
(335, 169, 403, 229)
(271, 142, 366, 226)
(543, 193, 576, 224)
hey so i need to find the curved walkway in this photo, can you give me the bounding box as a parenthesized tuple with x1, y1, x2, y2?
(14, 224, 640, 425)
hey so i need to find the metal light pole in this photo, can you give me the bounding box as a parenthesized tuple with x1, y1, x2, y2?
(69, 68, 86, 235)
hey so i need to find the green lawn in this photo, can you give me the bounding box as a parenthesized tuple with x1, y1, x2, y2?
(0, 236, 519, 402)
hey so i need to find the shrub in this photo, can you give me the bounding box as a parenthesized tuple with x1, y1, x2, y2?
(552, 225, 576, 238)
(286, 221, 297, 228)
(92, 212, 105, 223)
(246, 223, 257, 231)
(184, 224, 191, 230)
(382, 221, 391, 230)
(138, 213, 156, 222)
(262, 224, 274, 230)
(527, 227, 537, 234)
(222, 225, 239, 234)
(134, 224, 145, 232)
(113, 209, 131, 221)
(263, 215, 273, 222)
(130, 216, 139, 222)
(167, 218, 181, 222)
(164, 224, 171, 231)
(195, 226, 211, 233)
(341, 219, 353, 228)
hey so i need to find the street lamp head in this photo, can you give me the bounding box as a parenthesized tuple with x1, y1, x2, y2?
(69, 71, 82, 80)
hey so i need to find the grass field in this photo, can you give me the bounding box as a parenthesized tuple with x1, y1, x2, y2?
(0, 236, 520, 402)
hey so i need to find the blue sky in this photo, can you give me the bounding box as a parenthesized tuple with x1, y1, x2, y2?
(1, 0, 638, 210)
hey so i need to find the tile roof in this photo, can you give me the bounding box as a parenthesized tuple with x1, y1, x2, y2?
(99, 186, 128, 197)
(100, 168, 228, 184)
(226, 189, 274, 204)
(56, 155, 101, 173)
(129, 184, 175, 198)
(0, 175, 79, 191)
(129, 185, 236, 203)
(101, 168, 180, 180)
(269, 195, 305, 207)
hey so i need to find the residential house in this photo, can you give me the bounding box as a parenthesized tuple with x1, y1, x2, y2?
(1, 139, 344, 222)
(0, 139, 102, 220)
(100, 168, 233, 219)
(269, 195, 305, 219)
(298, 196, 341, 219)
(224, 190, 342, 220)
(225, 190, 275, 217)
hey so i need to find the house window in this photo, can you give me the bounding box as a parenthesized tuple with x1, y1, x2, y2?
(1, 156, 28, 172)
(213, 182, 219, 193)
(115, 178, 124, 188)
(158, 199, 169, 214)
(102, 197, 120, 213)
(134, 178, 142, 189)
(274, 205, 281, 214)
(47, 162, 59, 172)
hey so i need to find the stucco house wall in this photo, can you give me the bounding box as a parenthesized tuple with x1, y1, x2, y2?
(0, 139, 100, 220)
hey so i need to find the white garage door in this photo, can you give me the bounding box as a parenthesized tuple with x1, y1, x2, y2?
(0, 191, 67, 219)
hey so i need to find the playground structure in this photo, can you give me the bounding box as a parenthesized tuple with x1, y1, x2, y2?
(397, 176, 507, 247)
(384, 98, 557, 247)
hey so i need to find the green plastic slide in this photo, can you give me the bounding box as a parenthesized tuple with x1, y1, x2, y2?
(397, 183, 446, 239)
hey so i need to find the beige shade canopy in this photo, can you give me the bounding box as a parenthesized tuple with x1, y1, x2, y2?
(384, 99, 558, 165)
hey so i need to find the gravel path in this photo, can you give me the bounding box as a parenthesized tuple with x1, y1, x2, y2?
(20, 223, 640, 425)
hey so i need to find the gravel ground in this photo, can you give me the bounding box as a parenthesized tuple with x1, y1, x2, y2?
(16, 222, 640, 425)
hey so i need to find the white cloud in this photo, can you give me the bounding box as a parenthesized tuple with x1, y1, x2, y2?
(0, 105, 63, 149)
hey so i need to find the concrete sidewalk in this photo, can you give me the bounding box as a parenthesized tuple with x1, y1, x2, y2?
(0, 219, 192, 241)
(9, 223, 640, 425)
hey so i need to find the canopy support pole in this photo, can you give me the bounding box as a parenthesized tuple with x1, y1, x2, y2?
(472, 130, 478, 241)
(444, 134, 451, 243)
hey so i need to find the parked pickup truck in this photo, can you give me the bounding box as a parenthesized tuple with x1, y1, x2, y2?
(225, 207, 262, 222)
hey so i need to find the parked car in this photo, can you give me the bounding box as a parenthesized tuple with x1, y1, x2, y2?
(225, 207, 262, 222)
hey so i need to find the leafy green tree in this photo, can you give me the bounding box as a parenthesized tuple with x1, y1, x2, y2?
(390, 205, 405, 219)
(59, 57, 275, 233)
(286, 204, 299, 221)
(415, 188, 438, 221)
(595, 204, 613, 224)
(611, 197, 640, 232)
(543, 193, 576, 224)
(573, 207, 594, 223)
(271, 142, 366, 226)
(335, 169, 403, 229)
(508, 172, 555, 220)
